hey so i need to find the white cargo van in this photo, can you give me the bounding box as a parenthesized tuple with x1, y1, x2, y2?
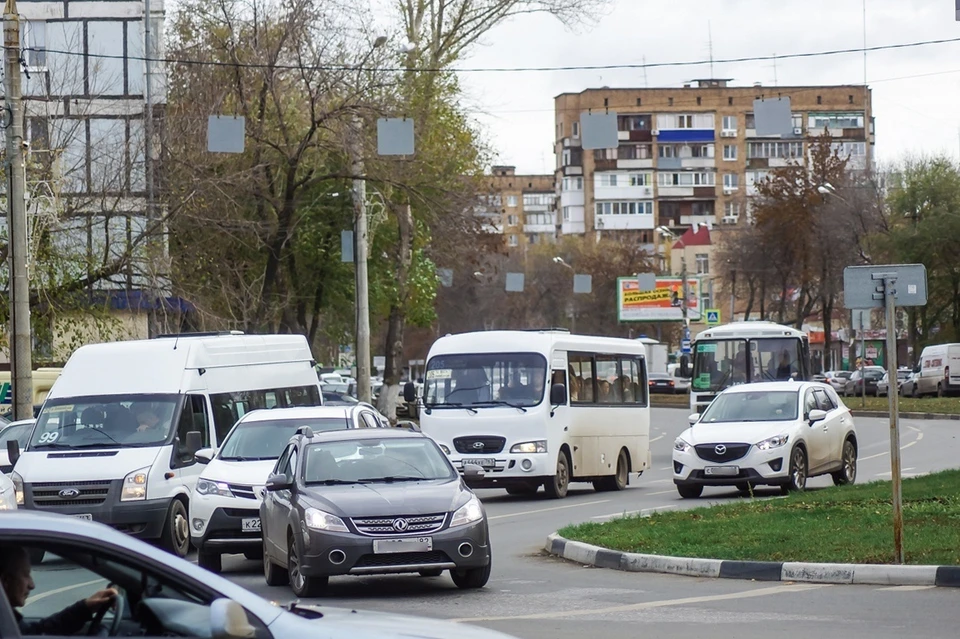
(915, 343, 960, 397)
(9, 332, 322, 558)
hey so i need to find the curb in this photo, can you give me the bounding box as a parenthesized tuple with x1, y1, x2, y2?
(545, 533, 960, 588)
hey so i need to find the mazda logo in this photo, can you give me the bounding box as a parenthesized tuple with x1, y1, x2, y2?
(714, 445, 727, 456)
(58, 488, 80, 499)
(472, 442, 485, 450)
(392, 518, 409, 532)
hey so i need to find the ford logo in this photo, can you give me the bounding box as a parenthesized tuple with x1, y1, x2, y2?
(59, 488, 80, 499)
(715, 445, 727, 456)
(472, 442, 485, 449)
(392, 518, 409, 532)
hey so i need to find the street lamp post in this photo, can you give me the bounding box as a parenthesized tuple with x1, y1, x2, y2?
(552, 257, 576, 332)
(657, 226, 690, 349)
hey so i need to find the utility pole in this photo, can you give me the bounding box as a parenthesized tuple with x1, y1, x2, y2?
(350, 114, 371, 404)
(881, 274, 904, 564)
(860, 312, 866, 409)
(143, 0, 154, 235)
(4, 0, 34, 421)
(729, 269, 736, 321)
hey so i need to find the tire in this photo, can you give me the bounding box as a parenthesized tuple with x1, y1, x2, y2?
(288, 536, 327, 597)
(263, 549, 289, 587)
(912, 385, 919, 399)
(451, 562, 491, 589)
(505, 484, 539, 496)
(418, 569, 444, 577)
(677, 484, 703, 499)
(781, 446, 808, 494)
(593, 449, 629, 492)
(543, 451, 571, 499)
(736, 482, 754, 496)
(937, 383, 944, 398)
(159, 499, 190, 558)
(198, 551, 222, 573)
(832, 439, 858, 486)
(244, 549, 263, 561)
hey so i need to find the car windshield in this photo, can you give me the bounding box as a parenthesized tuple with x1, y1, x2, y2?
(219, 417, 350, 461)
(30, 394, 181, 449)
(424, 352, 548, 407)
(897, 371, 911, 380)
(699, 390, 799, 423)
(0, 423, 32, 448)
(303, 437, 456, 483)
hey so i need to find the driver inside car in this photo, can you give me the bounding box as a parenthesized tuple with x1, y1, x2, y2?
(0, 544, 118, 635)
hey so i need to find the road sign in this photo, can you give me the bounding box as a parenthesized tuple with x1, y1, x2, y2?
(843, 264, 928, 309)
(681, 339, 691, 354)
(705, 309, 721, 325)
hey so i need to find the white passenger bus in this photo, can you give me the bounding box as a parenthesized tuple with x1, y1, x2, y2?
(690, 321, 811, 412)
(419, 330, 651, 499)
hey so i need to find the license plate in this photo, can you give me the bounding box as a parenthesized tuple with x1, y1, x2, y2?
(704, 466, 739, 476)
(463, 458, 495, 469)
(373, 537, 433, 554)
(73, 513, 93, 521)
(241, 518, 261, 532)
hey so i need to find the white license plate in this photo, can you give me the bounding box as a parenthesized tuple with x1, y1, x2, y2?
(373, 537, 433, 554)
(463, 458, 495, 468)
(73, 513, 93, 521)
(241, 518, 261, 532)
(704, 466, 739, 476)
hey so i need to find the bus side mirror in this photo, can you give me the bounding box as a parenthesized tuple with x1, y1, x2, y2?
(550, 383, 567, 406)
(403, 383, 417, 403)
(185, 431, 203, 456)
(6, 440, 20, 467)
(680, 355, 690, 378)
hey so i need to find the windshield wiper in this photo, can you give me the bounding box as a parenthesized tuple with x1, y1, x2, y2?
(472, 400, 528, 413)
(423, 402, 477, 414)
(30, 442, 74, 450)
(357, 476, 426, 483)
(221, 456, 275, 462)
(306, 479, 369, 485)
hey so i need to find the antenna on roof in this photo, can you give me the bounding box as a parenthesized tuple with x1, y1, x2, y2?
(173, 333, 180, 351)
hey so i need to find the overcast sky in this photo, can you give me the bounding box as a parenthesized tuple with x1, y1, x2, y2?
(450, 0, 960, 175)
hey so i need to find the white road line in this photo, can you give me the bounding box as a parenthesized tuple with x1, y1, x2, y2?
(659, 466, 674, 471)
(488, 499, 611, 521)
(650, 434, 665, 443)
(451, 583, 829, 622)
(24, 578, 106, 609)
(878, 585, 936, 592)
(859, 429, 924, 461)
(875, 468, 917, 478)
(649, 489, 677, 496)
(648, 478, 670, 484)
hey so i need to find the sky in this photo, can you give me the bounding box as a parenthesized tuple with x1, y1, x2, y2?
(448, 0, 960, 175)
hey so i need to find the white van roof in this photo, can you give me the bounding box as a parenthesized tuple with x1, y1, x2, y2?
(50, 334, 315, 398)
(427, 330, 646, 360)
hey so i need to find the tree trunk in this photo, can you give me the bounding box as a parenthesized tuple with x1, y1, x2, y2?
(377, 204, 415, 425)
(822, 297, 834, 373)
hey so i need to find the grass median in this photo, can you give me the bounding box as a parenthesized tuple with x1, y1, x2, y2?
(560, 470, 960, 565)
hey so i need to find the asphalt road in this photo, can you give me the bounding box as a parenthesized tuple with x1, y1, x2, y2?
(26, 407, 960, 639)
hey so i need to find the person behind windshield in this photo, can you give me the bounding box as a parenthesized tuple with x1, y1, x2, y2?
(776, 350, 793, 380)
(0, 544, 118, 635)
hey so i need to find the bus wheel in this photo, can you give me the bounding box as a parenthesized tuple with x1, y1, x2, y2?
(544, 451, 570, 499)
(593, 449, 628, 492)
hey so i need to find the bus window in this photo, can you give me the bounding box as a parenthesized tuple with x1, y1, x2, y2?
(595, 357, 621, 404)
(569, 354, 594, 403)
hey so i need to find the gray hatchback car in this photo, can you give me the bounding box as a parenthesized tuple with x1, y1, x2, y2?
(260, 428, 491, 597)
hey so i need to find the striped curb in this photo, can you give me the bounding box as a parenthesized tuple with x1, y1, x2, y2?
(545, 533, 960, 588)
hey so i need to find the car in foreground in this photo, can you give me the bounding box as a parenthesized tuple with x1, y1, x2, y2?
(0, 511, 516, 639)
(0, 419, 34, 473)
(191, 406, 386, 572)
(673, 381, 858, 498)
(261, 428, 491, 596)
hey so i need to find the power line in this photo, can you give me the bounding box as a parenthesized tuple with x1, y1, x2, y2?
(5, 34, 960, 75)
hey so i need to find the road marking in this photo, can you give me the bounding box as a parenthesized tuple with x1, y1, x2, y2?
(24, 578, 106, 609)
(451, 583, 829, 622)
(878, 585, 936, 592)
(650, 434, 665, 443)
(649, 489, 677, 496)
(648, 478, 670, 484)
(875, 468, 917, 478)
(590, 505, 677, 520)
(859, 428, 924, 462)
(488, 499, 611, 521)
(659, 466, 673, 471)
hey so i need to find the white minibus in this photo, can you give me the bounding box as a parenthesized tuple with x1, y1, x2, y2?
(9, 332, 322, 558)
(419, 330, 651, 499)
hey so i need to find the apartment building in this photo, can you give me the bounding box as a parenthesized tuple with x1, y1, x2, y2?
(554, 80, 873, 245)
(481, 166, 557, 248)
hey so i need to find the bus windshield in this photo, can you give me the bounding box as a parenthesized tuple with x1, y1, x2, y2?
(30, 394, 181, 450)
(424, 353, 547, 408)
(692, 337, 804, 393)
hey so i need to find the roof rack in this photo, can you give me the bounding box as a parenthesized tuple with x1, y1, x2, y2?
(519, 328, 571, 333)
(154, 331, 245, 339)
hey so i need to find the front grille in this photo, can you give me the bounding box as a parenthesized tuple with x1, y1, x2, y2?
(29, 480, 112, 508)
(350, 513, 446, 536)
(227, 484, 259, 500)
(222, 508, 260, 518)
(453, 436, 505, 454)
(695, 443, 750, 463)
(354, 551, 451, 568)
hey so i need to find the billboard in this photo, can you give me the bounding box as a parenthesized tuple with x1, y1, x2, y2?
(617, 277, 702, 322)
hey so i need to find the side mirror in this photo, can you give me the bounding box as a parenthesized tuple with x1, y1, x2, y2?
(265, 473, 293, 492)
(185, 431, 203, 456)
(195, 448, 214, 464)
(403, 383, 417, 403)
(680, 354, 691, 378)
(6, 440, 20, 467)
(550, 383, 567, 406)
(210, 598, 255, 639)
(808, 409, 827, 424)
(463, 464, 485, 479)
(396, 420, 421, 432)
(687, 413, 701, 426)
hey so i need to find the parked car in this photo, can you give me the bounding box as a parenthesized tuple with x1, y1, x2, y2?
(825, 370, 853, 393)
(0, 511, 516, 639)
(914, 343, 960, 397)
(261, 428, 491, 596)
(876, 369, 912, 397)
(648, 372, 680, 394)
(900, 371, 920, 398)
(0, 419, 34, 473)
(843, 367, 885, 397)
(673, 381, 858, 498)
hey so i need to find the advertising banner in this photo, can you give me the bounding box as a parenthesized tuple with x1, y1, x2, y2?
(617, 277, 702, 322)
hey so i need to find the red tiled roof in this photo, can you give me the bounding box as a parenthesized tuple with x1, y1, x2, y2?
(673, 226, 711, 248)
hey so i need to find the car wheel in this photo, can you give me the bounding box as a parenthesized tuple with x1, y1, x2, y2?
(677, 484, 703, 499)
(831, 439, 857, 486)
(288, 536, 327, 597)
(736, 482, 754, 496)
(505, 484, 539, 496)
(594, 449, 629, 492)
(159, 499, 190, 558)
(198, 550, 222, 573)
(263, 548, 289, 587)
(937, 383, 944, 398)
(912, 385, 919, 399)
(419, 569, 444, 577)
(451, 562, 491, 589)
(244, 548, 263, 562)
(543, 451, 570, 499)
(782, 446, 808, 494)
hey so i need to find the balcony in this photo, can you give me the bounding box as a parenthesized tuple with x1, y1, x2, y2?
(595, 214, 654, 231)
(618, 158, 654, 169)
(561, 220, 586, 234)
(594, 159, 617, 171)
(524, 213, 556, 234)
(560, 190, 584, 207)
(594, 185, 654, 200)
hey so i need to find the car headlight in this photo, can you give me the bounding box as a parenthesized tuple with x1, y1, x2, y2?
(674, 438, 692, 453)
(450, 496, 484, 528)
(11, 471, 23, 505)
(304, 507, 349, 533)
(510, 440, 547, 454)
(756, 434, 790, 451)
(0, 482, 16, 510)
(121, 467, 149, 502)
(196, 478, 232, 498)
(439, 444, 451, 455)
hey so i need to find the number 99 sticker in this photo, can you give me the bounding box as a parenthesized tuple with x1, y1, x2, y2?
(37, 431, 60, 444)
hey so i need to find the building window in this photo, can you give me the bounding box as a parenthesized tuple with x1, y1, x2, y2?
(595, 201, 653, 216)
(629, 173, 651, 186)
(696, 253, 709, 275)
(808, 112, 865, 129)
(506, 214, 519, 226)
(619, 143, 652, 159)
(618, 115, 650, 131)
(723, 174, 740, 190)
(528, 234, 539, 245)
(656, 172, 716, 187)
(745, 113, 755, 129)
(723, 144, 737, 160)
(572, 121, 580, 138)
(747, 141, 804, 159)
(722, 115, 737, 132)
(658, 144, 713, 159)
(23, 20, 47, 67)
(594, 148, 617, 160)
(507, 235, 519, 247)
(596, 173, 618, 187)
(562, 206, 572, 221)
(562, 177, 583, 191)
(506, 195, 518, 207)
(523, 193, 554, 207)
(724, 201, 740, 218)
(691, 201, 714, 216)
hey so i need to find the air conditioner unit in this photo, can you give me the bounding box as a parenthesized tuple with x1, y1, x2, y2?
(793, 127, 803, 135)
(723, 187, 738, 195)
(651, 129, 659, 136)
(721, 215, 739, 224)
(720, 130, 737, 138)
